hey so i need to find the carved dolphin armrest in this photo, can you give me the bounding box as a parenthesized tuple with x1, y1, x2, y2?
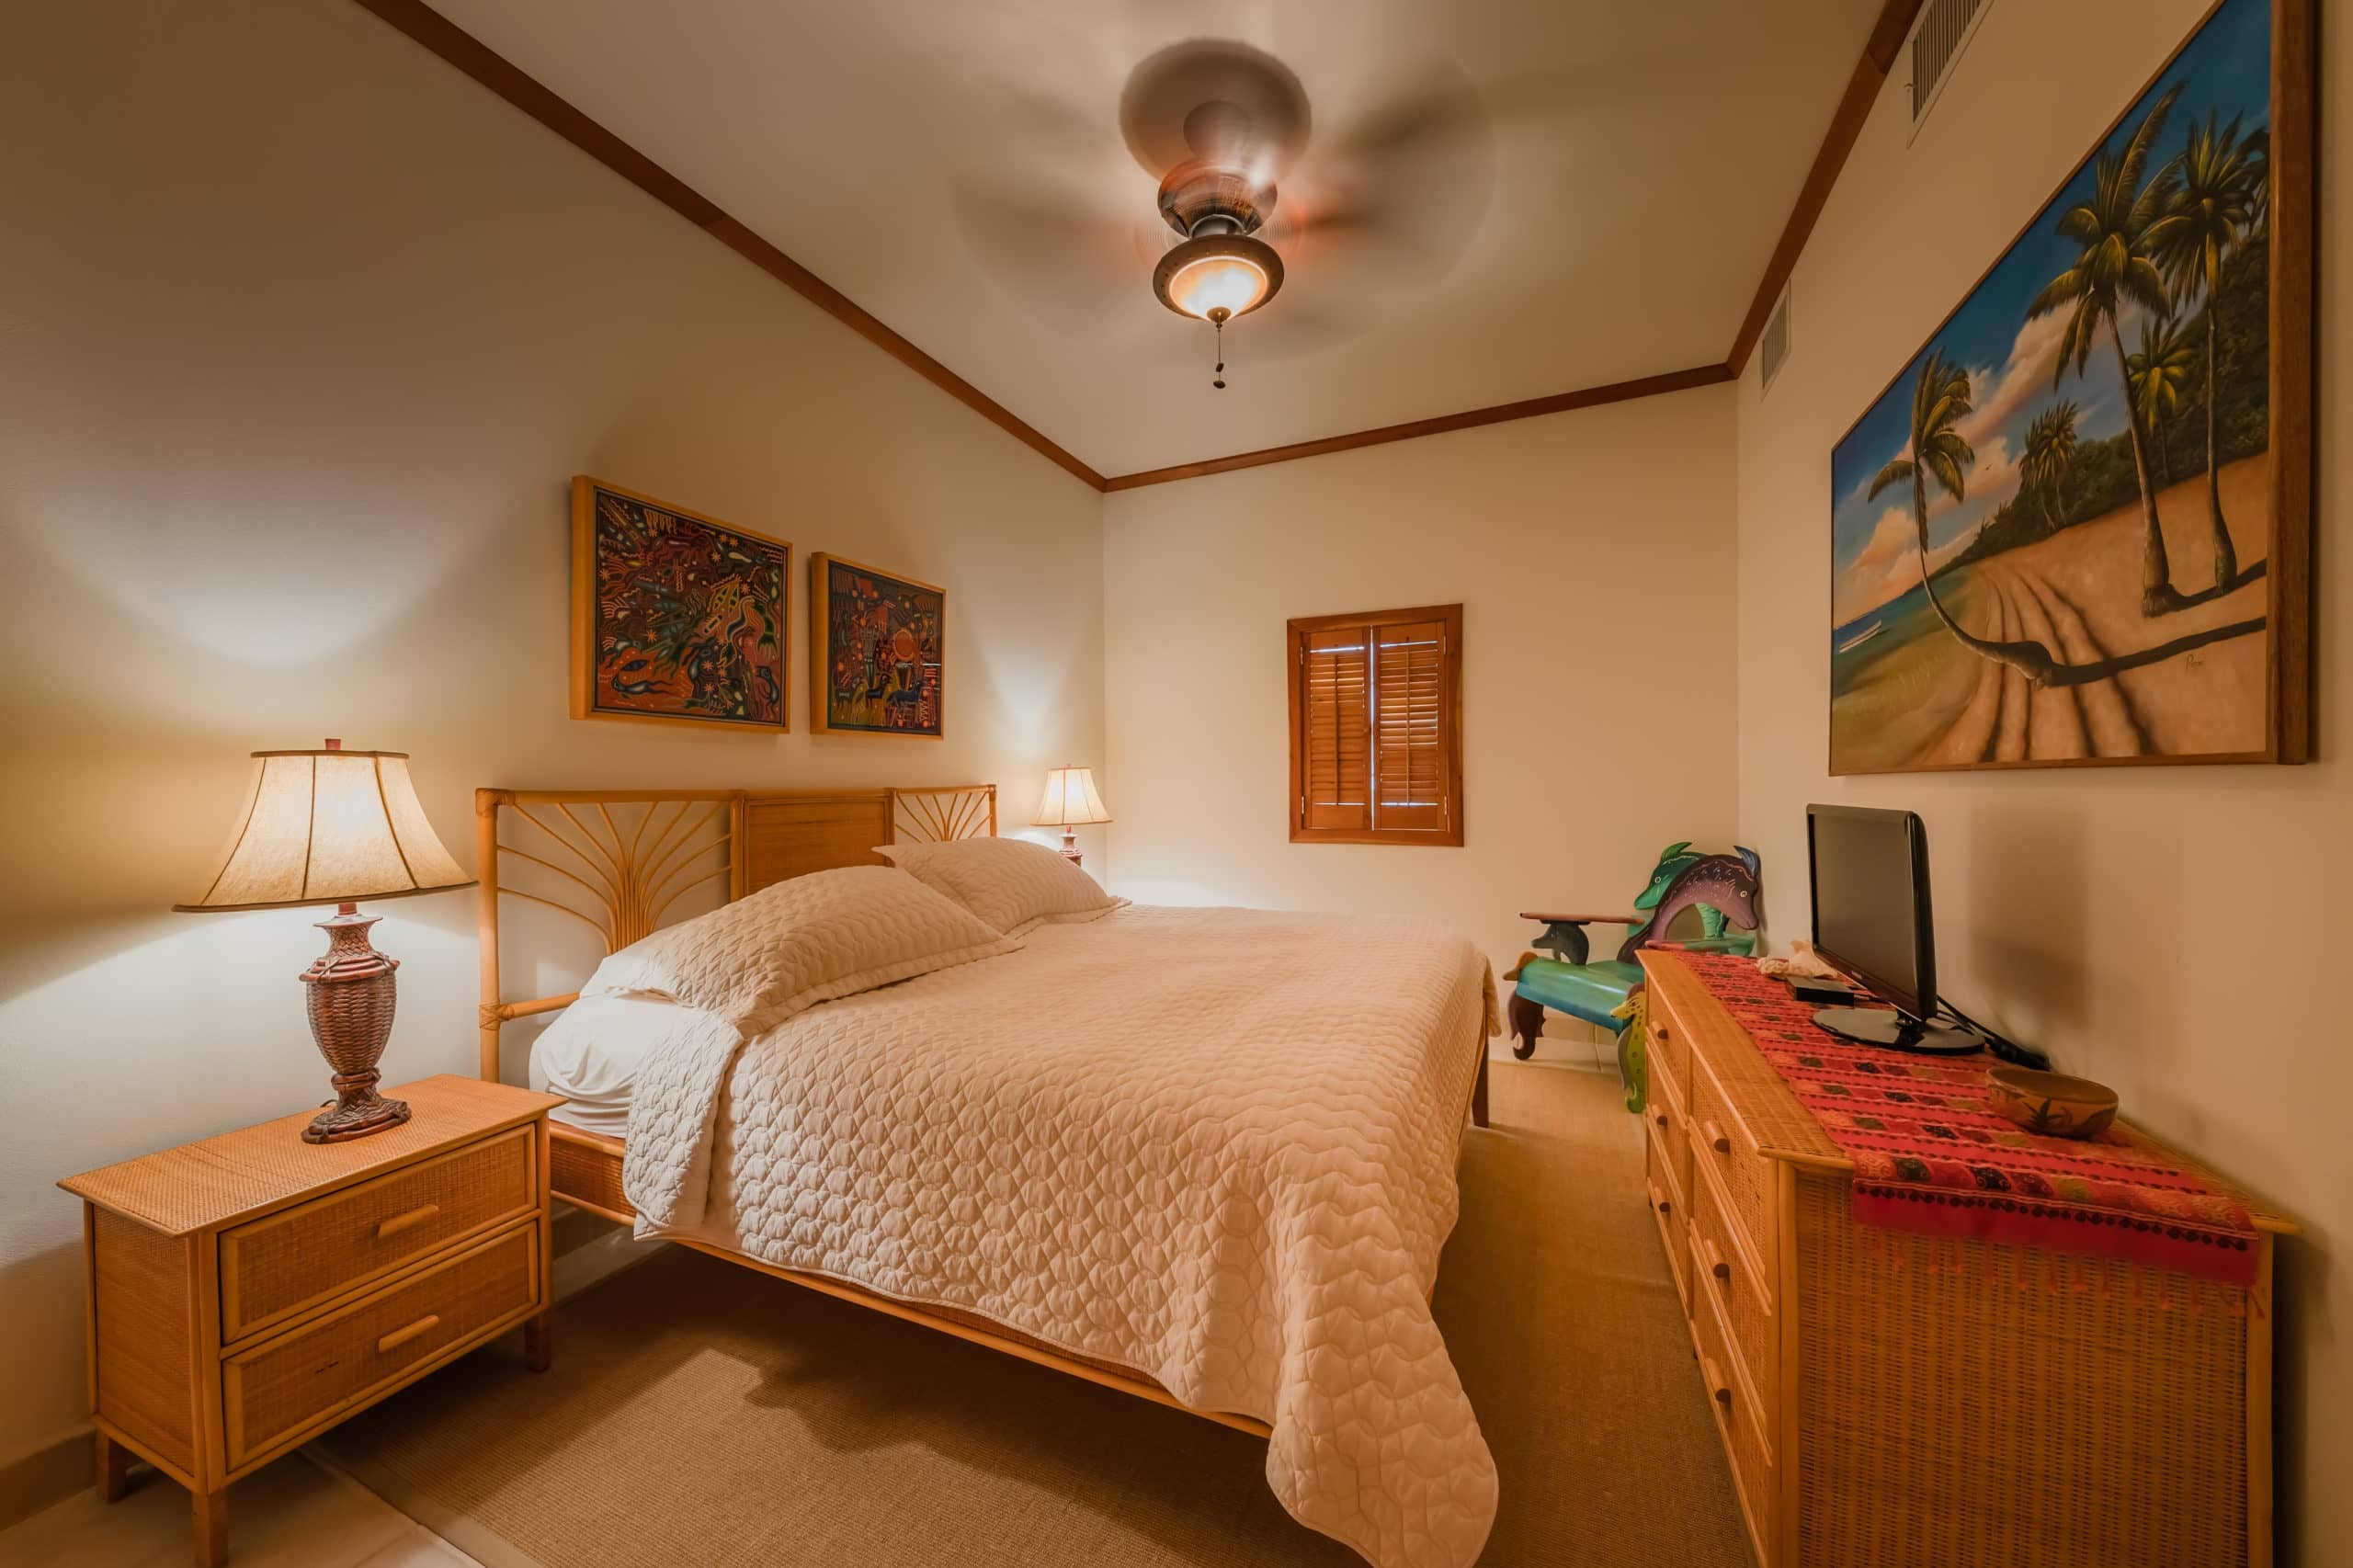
(1516, 912, 1639, 966)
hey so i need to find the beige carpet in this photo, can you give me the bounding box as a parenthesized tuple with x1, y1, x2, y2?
(324, 1062, 1749, 1566)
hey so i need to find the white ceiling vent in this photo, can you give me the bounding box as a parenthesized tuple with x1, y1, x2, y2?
(1759, 287, 1792, 393)
(1906, 0, 1994, 140)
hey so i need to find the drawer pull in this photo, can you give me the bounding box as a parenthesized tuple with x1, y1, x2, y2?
(1653, 1110, 1670, 1131)
(1702, 1119, 1733, 1155)
(1647, 1181, 1672, 1218)
(1653, 1026, 1670, 1045)
(375, 1314, 441, 1354)
(1701, 1238, 1733, 1283)
(377, 1203, 442, 1241)
(1702, 1356, 1733, 1408)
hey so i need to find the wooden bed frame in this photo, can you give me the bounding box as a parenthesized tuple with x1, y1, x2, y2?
(475, 780, 1489, 1440)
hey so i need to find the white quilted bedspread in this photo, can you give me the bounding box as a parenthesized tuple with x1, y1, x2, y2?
(620, 903, 1500, 1567)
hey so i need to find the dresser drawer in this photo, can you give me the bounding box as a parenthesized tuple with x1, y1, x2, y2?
(1690, 1150, 1775, 1409)
(223, 1222, 540, 1470)
(1694, 1267, 1776, 1566)
(1643, 983, 1692, 1103)
(220, 1126, 535, 1343)
(1646, 1067, 1692, 1204)
(1688, 1046, 1776, 1278)
(1648, 1026, 1687, 1116)
(1645, 1129, 1690, 1313)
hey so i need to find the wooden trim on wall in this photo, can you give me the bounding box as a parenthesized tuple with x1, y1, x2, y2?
(348, 0, 1912, 490)
(1726, 0, 1927, 377)
(1103, 365, 1735, 490)
(2268, 0, 2316, 762)
(347, 0, 1107, 492)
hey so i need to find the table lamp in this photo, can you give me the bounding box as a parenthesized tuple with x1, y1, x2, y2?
(1032, 765, 1111, 866)
(175, 741, 476, 1143)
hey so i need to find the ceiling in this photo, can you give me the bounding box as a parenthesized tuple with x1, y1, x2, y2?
(426, 0, 1885, 478)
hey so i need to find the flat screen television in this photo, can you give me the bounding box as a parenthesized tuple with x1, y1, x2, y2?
(1805, 804, 1974, 1053)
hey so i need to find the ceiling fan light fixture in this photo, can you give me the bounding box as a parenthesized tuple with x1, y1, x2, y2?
(1153, 233, 1283, 321)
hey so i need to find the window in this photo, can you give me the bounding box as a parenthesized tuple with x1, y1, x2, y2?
(1287, 603, 1462, 846)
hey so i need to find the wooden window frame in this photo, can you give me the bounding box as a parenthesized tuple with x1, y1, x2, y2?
(1287, 603, 1463, 847)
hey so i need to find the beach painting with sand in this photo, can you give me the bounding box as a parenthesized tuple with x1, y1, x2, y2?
(1830, 0, 2309, 774)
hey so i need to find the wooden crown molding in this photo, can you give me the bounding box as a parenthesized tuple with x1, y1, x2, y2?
(1101, 366, 1735, 490)
(1726, 0, 1927, 377)
(352, 0, 1915, 490)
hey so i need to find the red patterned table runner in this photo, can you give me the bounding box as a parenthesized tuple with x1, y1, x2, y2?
(1663, 950, 2259, 1287)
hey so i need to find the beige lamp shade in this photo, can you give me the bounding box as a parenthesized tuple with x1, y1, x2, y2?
(176, 747, 475, 911)
(1032, 765, 1111, 828)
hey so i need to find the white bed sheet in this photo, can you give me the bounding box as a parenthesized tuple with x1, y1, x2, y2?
(530, 994, 707, 1137)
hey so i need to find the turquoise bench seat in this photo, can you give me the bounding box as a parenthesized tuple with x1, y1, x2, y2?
(1511, 937, 1758, 1032)
(1510, 958, 1645, 1032)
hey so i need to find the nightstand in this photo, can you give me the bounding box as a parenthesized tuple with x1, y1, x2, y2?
(58, 1074, 562, 1567)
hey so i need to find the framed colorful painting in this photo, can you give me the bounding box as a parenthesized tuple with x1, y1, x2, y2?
(569, 476, 790, 731)
(809, 553, 945, 738)
(1828, 0, 2310, 774)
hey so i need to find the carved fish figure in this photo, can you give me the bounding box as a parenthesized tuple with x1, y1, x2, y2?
(1617, 847, 1762, 964)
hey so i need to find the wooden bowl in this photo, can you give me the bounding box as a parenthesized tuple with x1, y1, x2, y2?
(1984, 1067, 2119, 1140)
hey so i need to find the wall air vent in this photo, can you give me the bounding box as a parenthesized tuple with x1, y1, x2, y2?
(1907, 0, 1993, 140)
(1759, 287, 1792, 393)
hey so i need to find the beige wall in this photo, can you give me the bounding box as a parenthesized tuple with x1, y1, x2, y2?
(0, 0, 1103, 1473)
(1101, 385, 1742, 990)
(1733, 2, 2347, 1560)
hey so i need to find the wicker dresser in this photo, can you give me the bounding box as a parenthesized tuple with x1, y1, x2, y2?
(1637, 952, 2291, 1568)
(59, 1074, 561, 1566)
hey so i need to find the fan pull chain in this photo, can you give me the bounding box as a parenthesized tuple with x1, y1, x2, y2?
(1212, 315, 1226, 390)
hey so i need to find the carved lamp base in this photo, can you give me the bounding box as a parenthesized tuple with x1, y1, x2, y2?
(299, 904, 411, 1144)
(1056, 826, 1082, 867)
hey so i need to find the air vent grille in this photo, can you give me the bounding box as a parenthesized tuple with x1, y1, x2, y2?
(1908, 0, 1992, 134)
(1759, 290, 1791, 392)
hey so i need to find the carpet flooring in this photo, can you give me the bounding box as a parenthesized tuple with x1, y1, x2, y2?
(324, 1061, 1750, 1566)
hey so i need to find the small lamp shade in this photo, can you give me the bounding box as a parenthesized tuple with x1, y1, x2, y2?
(1032, 766, 1111, 828)
(176, 748, 473, 912)
(174, 742, 474, 1145)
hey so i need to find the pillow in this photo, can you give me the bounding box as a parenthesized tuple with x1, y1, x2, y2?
(873, 836, 1126, 937)
(578, 864, 1019, 1034)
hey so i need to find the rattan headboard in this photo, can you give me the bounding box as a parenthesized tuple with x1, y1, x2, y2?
(472, 784, 995, 1080)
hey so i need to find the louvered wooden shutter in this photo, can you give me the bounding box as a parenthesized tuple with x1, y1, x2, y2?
(1289, 604, 1461, 846)
(1301, 628, 1370, 831)
(1372, 619, 1447, 834)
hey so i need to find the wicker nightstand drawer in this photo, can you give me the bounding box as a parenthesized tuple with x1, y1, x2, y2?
(219, 1125, 536, 1343)
(223, 1221, 540, 1470)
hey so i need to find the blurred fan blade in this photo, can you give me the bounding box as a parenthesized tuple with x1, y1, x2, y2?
(1120, 40, 1311, 180)
(948, 173, 1165, 338)
(1261, 61, 1496, 309)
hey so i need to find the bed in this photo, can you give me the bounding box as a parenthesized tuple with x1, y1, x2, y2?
(476, 783, 1498, 1567)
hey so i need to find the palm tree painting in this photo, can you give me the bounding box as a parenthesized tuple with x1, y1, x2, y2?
(1828, 0, 2308, 774)
(1866, 352, 2054, 683)
(2124, 316, 2197, 486)
(2025, 84, 2185, 615)
(2021, 402, 2079, 533)
(2145, 110, 2268, 589)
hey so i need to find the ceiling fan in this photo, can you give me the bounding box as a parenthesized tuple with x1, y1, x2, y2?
(952, 40, 1504, 390)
